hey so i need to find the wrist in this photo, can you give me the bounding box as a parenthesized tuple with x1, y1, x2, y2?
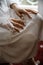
(10, 3, 17, 9)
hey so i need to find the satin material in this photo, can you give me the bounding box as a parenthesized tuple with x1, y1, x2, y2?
(0, 0, 43, 63)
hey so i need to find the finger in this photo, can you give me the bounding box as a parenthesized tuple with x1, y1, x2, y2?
(5, 24, 20, 32)
(1, 24, 10, 30)
(4, 24, 19, 32)
(25, 9, 38, 14)
(11, 21, 24, 29)
(19, 14, 24, 20)
(19, 9, 32, 19)
(7, 24, 13, 30)
(18, 14, 24, 19)
(13, 7, 21, 17)
(11, 18, 25, 26)
(13, 27, 20, 32)
(3, 24, 14, 32)
(13, 8, 23, 18)
(0, 23, 19, 32)
(6, 24, 16, 32)
(23, 10, 32, 19)
(16, 11, 22, 17)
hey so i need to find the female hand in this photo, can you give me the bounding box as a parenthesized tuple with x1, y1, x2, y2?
(10, 3, 38, 19)
(0, 18, 25, 33)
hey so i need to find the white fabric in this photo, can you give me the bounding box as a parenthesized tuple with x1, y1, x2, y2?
(0, 0, 43, 63)
(1, 14, 42, 63)
(38, 0, 43, 41)
(6, 0, 18, 7)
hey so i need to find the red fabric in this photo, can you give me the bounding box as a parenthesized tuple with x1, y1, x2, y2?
(35, 41, 43, 61)
(12, 41, 43, 65)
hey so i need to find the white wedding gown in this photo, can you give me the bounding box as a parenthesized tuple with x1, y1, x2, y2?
(0, 0, 43, 63)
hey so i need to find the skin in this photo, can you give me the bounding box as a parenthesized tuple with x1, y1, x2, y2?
(10, 3, 32, 19)
(0, 3, 38, 33)
(10, 3, 38, 32)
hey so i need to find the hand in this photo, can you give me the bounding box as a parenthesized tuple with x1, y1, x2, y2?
(0, 19, 25, 33)
(0, 23, 14, 31)
(10, 3, 38, 19)
(10, 3, 32, 19)
(10, 18, 25, 32)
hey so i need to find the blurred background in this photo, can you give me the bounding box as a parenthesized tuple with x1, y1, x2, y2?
(15, 0, 38, 5)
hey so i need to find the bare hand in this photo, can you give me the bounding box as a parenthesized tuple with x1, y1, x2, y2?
(0, 19, 25, 33)
(10, 18, 25, 32)
(10, 3, 32, 19)
(10, 3, 38, 19)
